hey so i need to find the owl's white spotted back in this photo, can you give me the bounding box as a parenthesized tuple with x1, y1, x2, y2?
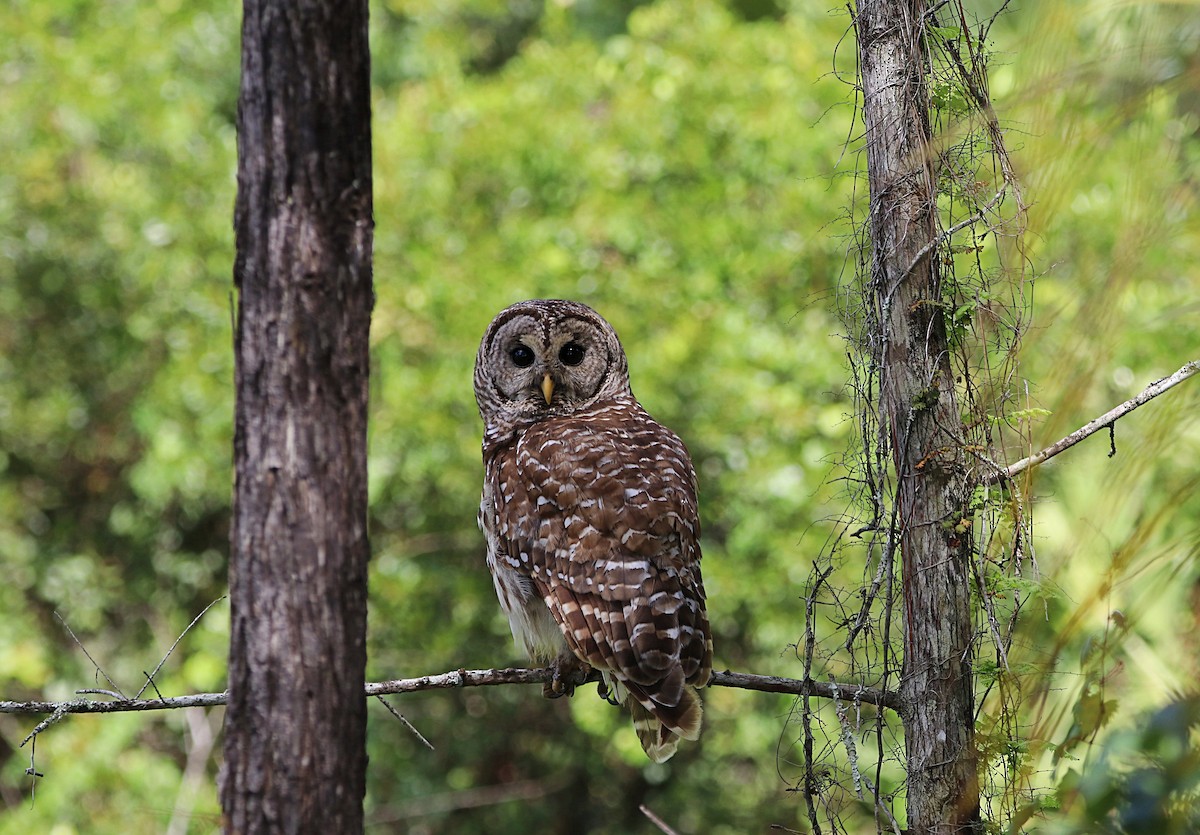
(474, 299, 713, 762)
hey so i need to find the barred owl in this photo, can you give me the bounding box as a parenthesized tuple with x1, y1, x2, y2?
(474, 299, 713, 762)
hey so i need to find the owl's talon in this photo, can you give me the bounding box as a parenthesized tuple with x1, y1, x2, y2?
(543, 654, 588, 699)
(542, 679, 569, 699)
(596, 679, 620, 706)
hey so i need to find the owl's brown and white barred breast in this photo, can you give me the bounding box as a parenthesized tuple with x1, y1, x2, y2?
(474, 299, 713, 762)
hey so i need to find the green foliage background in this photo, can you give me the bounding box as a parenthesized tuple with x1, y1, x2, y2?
(0, 0, 1197, 832)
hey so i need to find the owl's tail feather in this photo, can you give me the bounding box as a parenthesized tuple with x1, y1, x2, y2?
(631, 701, 681, 763)
(622, 683, 703, 763)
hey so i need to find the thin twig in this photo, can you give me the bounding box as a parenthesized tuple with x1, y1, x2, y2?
(19, 705, 70, 747)
(141, 674, 166, 701)
(75, 689, 125, 700)
(802, 564, 833, 835)
(971, 519, 1010, 672)
(54, 611, 125, 699)
(136, 596, 227, 699)
(987, 360, 1200, 484)
(862, 774, 903, 835)
(899, 184, 1008, 284)
(830, 683, 863, 800)
(26, 734, 43, 805)
(375, 695, 434, 751)
(640, 804, 682, 835)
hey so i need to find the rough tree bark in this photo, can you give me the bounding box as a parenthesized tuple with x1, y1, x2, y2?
(221, 0, 374, 831)
(855, 2, 981, 832)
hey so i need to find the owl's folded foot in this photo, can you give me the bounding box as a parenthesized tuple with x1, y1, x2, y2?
(543, 652, 590, 699)
(596, 676, 622, 706)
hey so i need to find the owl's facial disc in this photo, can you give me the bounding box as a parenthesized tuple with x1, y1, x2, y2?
(475, 300, 633, 427)
(488, 315, 612, 411)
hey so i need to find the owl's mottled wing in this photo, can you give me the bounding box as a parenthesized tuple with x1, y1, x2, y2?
(492, 398, 712, 728)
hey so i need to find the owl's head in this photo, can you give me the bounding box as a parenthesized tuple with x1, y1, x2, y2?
(474, 299, 631, 427)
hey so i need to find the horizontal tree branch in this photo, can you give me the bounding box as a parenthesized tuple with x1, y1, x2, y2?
(708, 670, 902, 711)
(1, 691, 229, 717)
(987, 359, 1200, 485)
(1, 667, 902, 727)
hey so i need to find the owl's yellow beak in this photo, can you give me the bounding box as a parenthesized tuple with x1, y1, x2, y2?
(540, 373, 555, 405)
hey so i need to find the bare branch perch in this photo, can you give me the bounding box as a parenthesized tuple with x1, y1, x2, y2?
(365, 667, 902, 710)
(364, 667, 564, 695)
(988, 360, 1200, 485)
(1, 667, 902, 725)
(2, 691, 229, 718)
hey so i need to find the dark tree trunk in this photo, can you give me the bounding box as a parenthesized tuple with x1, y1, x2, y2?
(221, 0, 374, 831)
(854, 2, 981, 832)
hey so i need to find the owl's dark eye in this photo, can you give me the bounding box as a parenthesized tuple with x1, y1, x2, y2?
(559, 342, 585, 366)
(510, 345, 535, 367)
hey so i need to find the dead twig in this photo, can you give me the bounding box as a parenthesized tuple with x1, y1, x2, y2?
(374, 695, 435, 751)
(640, 804, 682, 835)
(136, 596, 227, 699)
(987, 360, 1200, 484)
(55, 611, 125, 699)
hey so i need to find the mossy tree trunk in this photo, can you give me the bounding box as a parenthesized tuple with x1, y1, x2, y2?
(855, 1, 982, 831)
